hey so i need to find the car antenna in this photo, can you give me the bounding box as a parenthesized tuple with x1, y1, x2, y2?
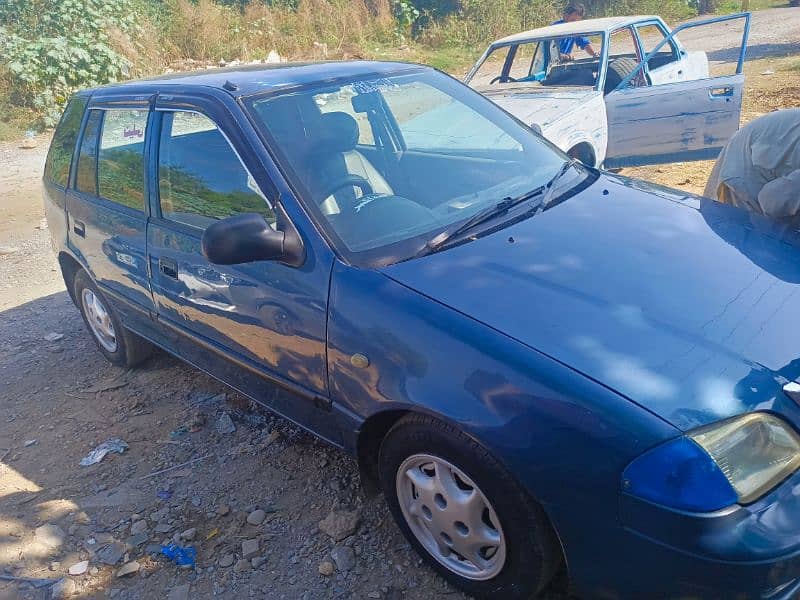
(223, 80, 239, 92)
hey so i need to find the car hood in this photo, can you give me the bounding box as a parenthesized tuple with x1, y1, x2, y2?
(477, 87, 596, 128)
(383, 174, 800, 430)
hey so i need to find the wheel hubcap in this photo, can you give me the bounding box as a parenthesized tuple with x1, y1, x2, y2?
(396, 454, 506, 580)
(81, 289, 117, 352)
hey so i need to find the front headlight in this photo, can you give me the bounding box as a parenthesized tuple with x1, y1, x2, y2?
(623, 413, 800, 512)
(691, 413, 800, 504)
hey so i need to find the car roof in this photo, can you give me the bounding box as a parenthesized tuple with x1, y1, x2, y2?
(490, 15, 661, 46)
(87, 60, 426, 98)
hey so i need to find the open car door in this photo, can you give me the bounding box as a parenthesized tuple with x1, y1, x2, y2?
(603, 13, 750, 169)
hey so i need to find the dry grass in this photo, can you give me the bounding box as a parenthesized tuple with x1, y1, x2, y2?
(419, 0, 560, 48)
(149, 0, 395, 65)
(242, 0, 395, 59)
(160, 0, 245, 61)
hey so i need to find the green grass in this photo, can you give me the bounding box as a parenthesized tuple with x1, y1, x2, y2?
(365, 43, 480, 77)
(716, 0, 789, 14)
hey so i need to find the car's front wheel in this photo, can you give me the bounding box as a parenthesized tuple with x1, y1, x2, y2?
(379, 414, 561, 599)
(73, 270, 153, 368)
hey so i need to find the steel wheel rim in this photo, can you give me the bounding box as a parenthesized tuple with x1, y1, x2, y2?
(396, 453, 506, 580)
(81, 288, 117, 353)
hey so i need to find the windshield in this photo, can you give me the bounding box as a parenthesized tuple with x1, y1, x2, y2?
(468, 33, 604, 91)
(245, 68, 572, 266)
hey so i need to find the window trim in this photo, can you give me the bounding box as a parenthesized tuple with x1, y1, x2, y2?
(152, 107, 275, 231)
(633, 20, 680, 67)
(73, 105, 151, 215)
(73, 108, 102, 198)
(45, 95, 89, 190)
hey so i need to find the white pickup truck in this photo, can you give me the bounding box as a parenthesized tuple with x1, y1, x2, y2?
(465, 13, 751, 169)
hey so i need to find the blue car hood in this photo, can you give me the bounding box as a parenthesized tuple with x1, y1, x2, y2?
(383, 175, 800, 430)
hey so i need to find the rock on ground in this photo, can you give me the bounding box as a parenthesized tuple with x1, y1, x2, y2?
(51, 578, 77, 600)
(247, 509, 266, 525)
(242, 538, 259, 559)
(34, 524, 65, 549)
(218, 554, 234, 568)
(68, 560, 89, 576)
(116, 561, 140, 577)
(318, 509, 360, 542)
(130, 519, 148, 536)
(330, 546, 356, 573)
(215, 412, 236, 434)
(234, 558, 250, 573)
(96, 541, 126, 565)
(318, 561, 335, 576)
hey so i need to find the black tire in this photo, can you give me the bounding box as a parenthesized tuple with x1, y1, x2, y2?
(73, 270, 153, 368)
(379, 414, 561, 599)
(604, 57, 640, 94)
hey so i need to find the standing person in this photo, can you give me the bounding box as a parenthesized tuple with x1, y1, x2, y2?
(552, 4, 599, 60)
(704, 109, 800, 223)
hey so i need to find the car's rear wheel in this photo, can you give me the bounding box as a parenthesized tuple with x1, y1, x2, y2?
(73, 270, 153, 368)
(379, 414, 561, 599)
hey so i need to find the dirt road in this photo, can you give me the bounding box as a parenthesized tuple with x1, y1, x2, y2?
(1, 9, 799, 600)
(679, 6, 800, 63)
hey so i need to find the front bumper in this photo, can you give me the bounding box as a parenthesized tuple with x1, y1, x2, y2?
(570, 469, 800, 599)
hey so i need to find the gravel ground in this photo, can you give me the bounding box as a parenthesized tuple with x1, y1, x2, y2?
(1, 249, 485, 600)
(1, 9, 799, 599)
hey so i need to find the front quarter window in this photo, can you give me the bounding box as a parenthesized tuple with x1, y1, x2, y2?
(246, 69, 573, 266)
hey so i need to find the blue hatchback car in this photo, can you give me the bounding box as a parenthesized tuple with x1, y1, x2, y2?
(43, 61, 800, 599)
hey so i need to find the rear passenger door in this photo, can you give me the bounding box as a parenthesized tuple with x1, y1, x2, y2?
(146, 95, 332, 415)
(65, 99, 155, 326)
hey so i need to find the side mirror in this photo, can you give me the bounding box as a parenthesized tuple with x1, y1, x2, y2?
(201, 213, 290, 265)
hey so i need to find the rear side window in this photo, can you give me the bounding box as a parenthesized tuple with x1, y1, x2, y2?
(44, 97, 87, 187)
(157, 111, 275, 229)
(76, 110, 102, 195)
(98, 109, 148, 211)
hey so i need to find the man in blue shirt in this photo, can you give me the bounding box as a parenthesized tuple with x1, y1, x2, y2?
(552, 4, 599, 61)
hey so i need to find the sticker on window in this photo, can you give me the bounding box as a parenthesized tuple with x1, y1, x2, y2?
(123, 125, 144, 139)
(352, 78, 400, 94)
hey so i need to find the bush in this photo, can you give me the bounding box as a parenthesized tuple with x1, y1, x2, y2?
(0, 0, 144, 126)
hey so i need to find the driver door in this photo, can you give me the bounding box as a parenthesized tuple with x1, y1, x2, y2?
(146, 94, 334, 432)
(603, 13, 750, 169)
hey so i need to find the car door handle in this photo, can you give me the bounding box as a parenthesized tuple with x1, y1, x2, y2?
(158, 257, 178, 279)
(709, 86, 734, 98)
(73, 220, 85, 238)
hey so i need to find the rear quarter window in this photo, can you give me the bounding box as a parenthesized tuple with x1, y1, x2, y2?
(44, 96, 88, 187)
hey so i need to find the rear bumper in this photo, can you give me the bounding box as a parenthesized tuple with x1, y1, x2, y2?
(569, 469, 800, 599)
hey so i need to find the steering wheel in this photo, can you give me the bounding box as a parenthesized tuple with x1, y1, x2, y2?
(490, 75, 517, 85)
(320, 175, 374, 205)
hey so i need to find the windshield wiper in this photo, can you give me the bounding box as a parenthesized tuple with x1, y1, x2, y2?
(414, 160, 575, 258)
(532, 159, 574, 216)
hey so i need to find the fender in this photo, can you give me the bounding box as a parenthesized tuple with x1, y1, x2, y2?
(325, 260, 677, 593)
